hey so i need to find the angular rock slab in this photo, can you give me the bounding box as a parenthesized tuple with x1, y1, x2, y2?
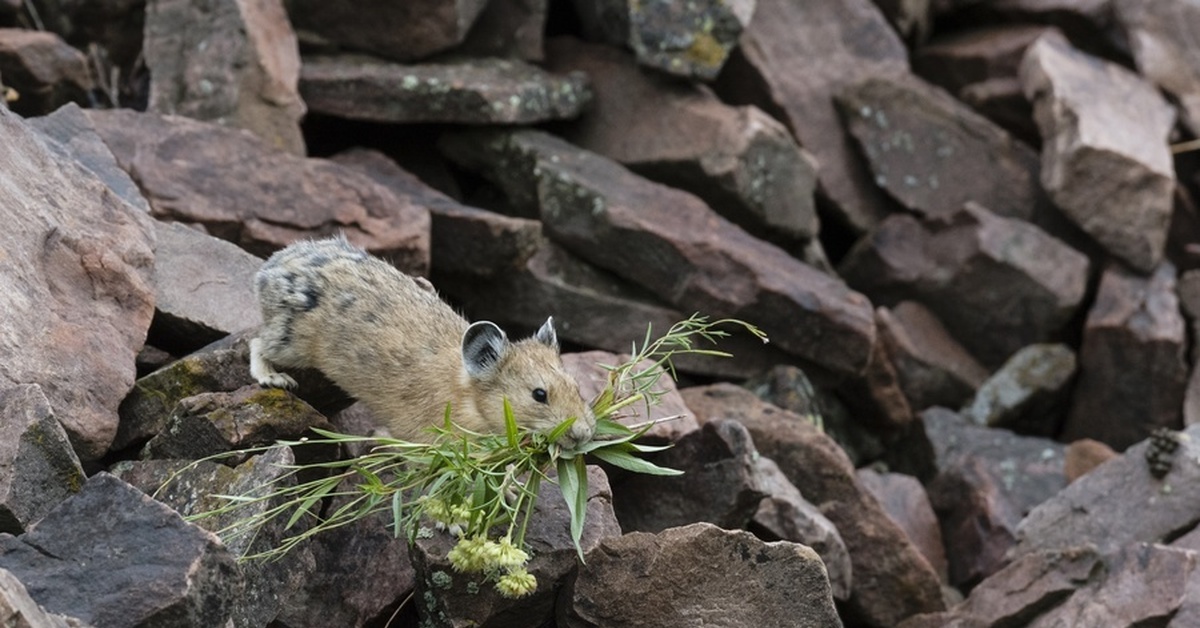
(1115, 0, 1200, 135)
(0, 385, 85, 534)
(878, 301, 988, 411)
(440, 128, 876, 379)
(85, 108, 430, 273)
(840, 202, 1089, 367)
(913, 24, 1056, 96)
(286, 0, 488, 62)
(145, 0, 306, 155)
(0, 28, 91, 117)
(0, 473, 239, 627)
(456, 0, 548, 61)
(0, 105, 156, 462)
(0, 567, 89, 628)
(1021, 32, 1176, 272)
(300, 54, 590, 124)
(682, 384, 945, 627)
(836, 75, 1044, 222)
(961, 343, 1076, 437)
(857, 468, 948, 583)
(716, 0, 909, 232)
(1061, 263, 1187, 450)
(546, 36, 819, 243)
(560, 522, 841, 628)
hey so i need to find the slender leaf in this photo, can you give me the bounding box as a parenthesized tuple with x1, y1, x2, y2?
(504, 398, 519, 449)
(591, 448, 683, 476)
(557, 456, 587, 560)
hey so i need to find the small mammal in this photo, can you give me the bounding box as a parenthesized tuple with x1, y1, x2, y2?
(249, 236, 595, 447)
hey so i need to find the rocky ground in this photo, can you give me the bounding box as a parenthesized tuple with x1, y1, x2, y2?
(1, 0, 1200, 626)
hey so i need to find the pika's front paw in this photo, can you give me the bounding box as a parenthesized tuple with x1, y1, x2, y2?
(257, 372, 298, 389)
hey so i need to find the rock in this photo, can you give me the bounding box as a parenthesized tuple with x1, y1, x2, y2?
(610, 420, 766, 533)
(145, 0, 306, 155)
(1116, 0, 1200, 136)
(150, 221, 263, 354)
(1021, 32, 1176, 272)
(299, 54, 590, 125)
(839, 202, 1089, 368)
(285, 0, 488, 62)
(715, 0, 909, 232)
(914, 24, 1052, 95)
(682, 383, 944, 626)
(918, 407, 1068, 588)
(561, 350, 697, 442)
(20, 0, 144, 72)
(836, 308, 915, 430)
(141, 385, 332, 463)
(1063, 438, 1117, 483)
(1011, 422, 1200, 559)
(411, 466, 621, 628)
(836, 75, 1045, 222)
(456, 0, 547, 60)
(0, 473, 239, 627)
(440, 129, 877, 380)
(874, 0, 932, 44)
(85, 108, 430, 272)
(750, 456, 853, 601)
(0, 28, 91, 117)
(1180, 270, 1200, 426)
(932, 0, 1125, 53)
(0, 104, 156, 462)
(560, 522, 841, 628)
(0, 567, 90, 628)
(878, 301, 989, 411)
(546, 36, 820, 244)
(857, 468, 948, 583)
(570, 0, 755, 81)
(961, 343, 1077, 437)
(1061, 263, 1187, 450)
(0, 385, 85, 535)
(957, 76, 1041, 147)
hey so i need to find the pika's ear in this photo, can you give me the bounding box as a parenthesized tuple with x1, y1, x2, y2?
(463, 321, 508, 378)
(534, 316, 558, 350)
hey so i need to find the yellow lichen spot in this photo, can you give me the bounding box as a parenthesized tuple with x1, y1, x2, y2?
(685, 32, 727, 68)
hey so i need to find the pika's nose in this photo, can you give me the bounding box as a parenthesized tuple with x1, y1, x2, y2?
(558, 413, 596, 449)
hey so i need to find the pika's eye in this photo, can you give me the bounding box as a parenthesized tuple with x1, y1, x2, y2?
(532, 388, 548, 404)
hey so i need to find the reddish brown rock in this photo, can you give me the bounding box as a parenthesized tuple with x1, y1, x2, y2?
(0, 105, 155, 462)
(440, 128, 877, 380)
(957, 77, 1040, 147)
(1063, 438, 1117, 483)
(837, 309, 914, 430)
(878, 301, 989, 411)
(715, 0, 909, 232)
(0, 385, 86, 535)
(144, 0, 305, 155)
(1180, 270, 1200, 426)
(457, 0, 547, 60)
(683, 383, 945, 626)
(839, 202, 1089, 368)
(1117, 0, 1200, 136)
(914, 24, 1054, 96)
(85, 108, 430, 274)
(857, 468, 948, 583)
(286, 0, 488, 62)
(0, 28, 91, 117)
(1061, 263, 1187, 450)
(1021, 33, 1176, 272)
(560, 523, 841, 628)
(299, 55, 590, 125)
(961, 343, 1076, 437)
(545, 37, 819, 243)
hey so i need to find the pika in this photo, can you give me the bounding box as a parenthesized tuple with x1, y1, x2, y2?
(249, 236, 595, 447)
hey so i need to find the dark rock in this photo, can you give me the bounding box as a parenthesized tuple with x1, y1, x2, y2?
(1061, 263, 1187, 450)
(715, 0, 909, 232)
(86, 108, 430, 271)
(561, 350, 697, 443)
(957, 76, 1041, 147)
(682, 383, 944, 626)
(874, 0, 932, 44)
(145, 0, 305, 155)
(836, 75, 1045, 222)
(840, 202, 1089, 368)
(1021, 32, 1176, 272)
(0, 385, 85, 534)
(286, 0, 488, 62)
(1116, 0, 1200, 136)
(1180, 270, 1200, 426)
(0, 473, 239, 627)
(440, 128, 877, 380)
(19, 0, 144, 72)
(457, 0, 547, 60)
(750, 456, 852, 601)
(1063, 438, 1117, 483)
(300, 54, 590, 124)
(0, 104, 155, 462)
(857, 468, 948, 583)
(0, 28, 90, 117)
(546, 36, 820, 243)
(961, 343, 1076, 437)
(931, 0, 1125, 56)
(611, 420, 766, 533)
(836, 308, 915, 430)
(878, 301, 989, 411)
(560, 522, 842, 628)
(914, 24, 1052, 95)
(411, 466, 621, 628)
(150, 220, 263, 354)
(0, 567, 89, 628)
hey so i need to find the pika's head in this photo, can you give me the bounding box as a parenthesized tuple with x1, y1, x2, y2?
(461, 317, 596, 448)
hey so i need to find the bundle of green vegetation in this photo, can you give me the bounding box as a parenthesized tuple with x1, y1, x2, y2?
(167, 315, 766, 598)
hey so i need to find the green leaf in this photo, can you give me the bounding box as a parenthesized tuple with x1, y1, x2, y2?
(504, 398, 519, 449)
(545, 416, 577, 444)
(557, 456, 588, 560)
(591, 448, 683, 476)
(391, 490, 403, 539)
(591, 418, 633, 438)
(287, 477, 338, 530)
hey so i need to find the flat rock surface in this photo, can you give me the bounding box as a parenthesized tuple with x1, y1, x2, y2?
(878, 301, 989, 411)
(286, 0, 488, 62)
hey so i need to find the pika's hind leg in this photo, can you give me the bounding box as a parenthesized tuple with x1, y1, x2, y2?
(250, 337, 298, 389)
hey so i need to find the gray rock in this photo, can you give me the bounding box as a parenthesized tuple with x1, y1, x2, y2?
(1021, 32, 1176, 272)
(0, 567, 90, 628)
(962, 343, 1077, 437)
(0, 385, 85, 535)
(878, 301, 989, 411)
(286, 0, 488, 62)
(0, 473, 239, 627)
(299, 55, 591, 124)
(1180, 270, 1200, 427)
(1116, 0, 1200, 136)
(0, 28, 91, 117)
(145, 0, 306, 155)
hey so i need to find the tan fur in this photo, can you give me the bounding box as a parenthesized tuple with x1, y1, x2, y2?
(250, 236, 595, 446)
